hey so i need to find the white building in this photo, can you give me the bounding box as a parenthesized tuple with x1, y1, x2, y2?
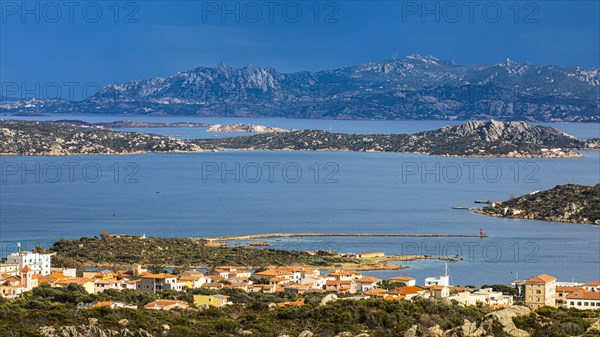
(566, 291, 600, 309)
(7, 250, 52, 276)
(0, 263, 19, 276)
(425, 264, 450, 287)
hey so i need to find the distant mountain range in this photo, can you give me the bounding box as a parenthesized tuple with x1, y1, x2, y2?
(1, 55, 599, 122)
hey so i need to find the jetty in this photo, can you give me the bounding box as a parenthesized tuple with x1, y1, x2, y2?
(205, 232, 482, 241)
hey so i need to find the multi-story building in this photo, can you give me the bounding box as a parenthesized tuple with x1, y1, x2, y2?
(137, 273, 184, 293)
(7, 250, 52, 276)
(525, 274, 556, 309)
(566, 291, 600, 309)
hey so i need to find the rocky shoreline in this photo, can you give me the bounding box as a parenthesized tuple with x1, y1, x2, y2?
(479, 184, 600, 225)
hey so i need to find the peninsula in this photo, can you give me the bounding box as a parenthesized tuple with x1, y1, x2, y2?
(206, 123, 289, 133)
(480, 184, 600, 225)
(195, 120, 591, 158)
(0, 120, 201, 155)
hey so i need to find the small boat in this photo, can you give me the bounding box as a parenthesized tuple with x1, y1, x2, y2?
(479, 228, 488, 238)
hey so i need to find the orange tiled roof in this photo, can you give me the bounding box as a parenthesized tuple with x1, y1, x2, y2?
(93, 301, 114, 308)
(357, 276, 382, 283)
(394, 286, 424, 295)
(388, 276, 415, 281)
(583, 281, 600, 286)
(140, 273, 175, 279)
(526, 274, 556, 284)
(567, 291, 600, 300)
(556, 286, 582, 293)
(21, 265, 31, 273)
(144, 300, 189, 309)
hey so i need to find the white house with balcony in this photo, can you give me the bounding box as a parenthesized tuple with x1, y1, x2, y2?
(7, 249, 52, 276)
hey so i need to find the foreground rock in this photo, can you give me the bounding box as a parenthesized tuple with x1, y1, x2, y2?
(481, 184, 600, 225)
(0, 120, 202, 155)
(404, 306, 531, 337)
(207, 123, 288, 133)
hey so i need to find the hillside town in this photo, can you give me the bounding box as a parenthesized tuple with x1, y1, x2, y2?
(1, 247, 599, 312)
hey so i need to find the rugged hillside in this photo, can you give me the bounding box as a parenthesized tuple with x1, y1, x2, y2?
(195, 120, 584, 157)
(0, 120, 202, 155)
(482, 184, 600, 225)
(2, 55, 598, 122)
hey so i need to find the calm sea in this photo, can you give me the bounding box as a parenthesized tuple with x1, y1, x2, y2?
(0, 115, 598, 286)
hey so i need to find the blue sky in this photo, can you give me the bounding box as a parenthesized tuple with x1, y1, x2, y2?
(1, 0, 599, 98)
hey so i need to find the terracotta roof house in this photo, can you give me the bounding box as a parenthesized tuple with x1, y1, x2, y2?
(144, 300, 189, 310)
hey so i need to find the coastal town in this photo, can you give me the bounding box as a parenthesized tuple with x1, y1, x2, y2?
(1, 246, 598, 313)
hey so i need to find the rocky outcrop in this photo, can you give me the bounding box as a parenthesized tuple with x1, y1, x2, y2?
(195, 120, 585, 158)
(403, 306, 531, 337)
(0, 120, 202, 155)
(482, 184, 600, 225)
(207, 123, 288, 133)
(40, 322, 154, 337)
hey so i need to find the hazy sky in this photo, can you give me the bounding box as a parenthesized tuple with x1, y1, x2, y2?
(1, 0, 599, 94)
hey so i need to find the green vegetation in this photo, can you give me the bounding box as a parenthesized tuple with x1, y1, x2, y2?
(2, 285, 598, 337)
(483, 184, 600, 225)
(514, 306, 600, 337)
(49, 236, 360, 269)
(194, 120, 584, 157)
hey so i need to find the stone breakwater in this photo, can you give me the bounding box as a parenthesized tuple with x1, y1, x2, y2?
(204, 233, 482, 241)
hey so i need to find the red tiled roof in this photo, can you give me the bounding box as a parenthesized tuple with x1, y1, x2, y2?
(566, 291, 600, 300)
(526, 274, 556, 284)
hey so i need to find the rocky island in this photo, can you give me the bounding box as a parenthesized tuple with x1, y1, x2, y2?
(0, 120, 201, 155)
(480, 184, 600, 225)
(206, 123, 288, 133)
(55, 120, 210, 128)
(1, 119, 596, 157)
(195, 120, 590, 158)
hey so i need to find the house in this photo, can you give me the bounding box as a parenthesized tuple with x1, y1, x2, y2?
(54, 278, 96, 294)
(201, 282, 225, 290)
(356, 276, 382, 292)
(179, 273, 206, 289)
(525, 274, 557, 309)
(324, 280, 356, 293)
(0, 265, 38, 298)
(194, 294, 232, 307)
(566, 291, 600, 309)
(50, 268, 77, 278)
(425, 269, 450, 287)
(390, 286, 428, 299)
(582, 281, 600, 292)
(354, 252, 385, 259)
(137, 273, 182, 293)
(387, 276, 416, 286)
(0, 263, 19, 276)
(7, 251, 51, 275)
(425, 285, 450, 299)
(254, 269, 296, 282)
(556, 286, 582, 307)
(448, 288, 513, 308)
(300, 275, 328, 289)
(94, 279, 121, 294)
(328, 270, 363, 281)
(144, 300, 189, 310)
